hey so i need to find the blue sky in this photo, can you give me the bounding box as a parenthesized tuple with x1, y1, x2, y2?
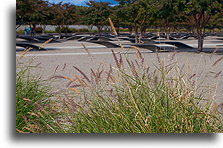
(47, 0, 118, 6)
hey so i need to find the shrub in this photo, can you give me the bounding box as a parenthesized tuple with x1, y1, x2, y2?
(77, 28, 91, 32)
(35, 27, 43, 33)
(55, 26, 77, 33)
(16, 30, 24, 35)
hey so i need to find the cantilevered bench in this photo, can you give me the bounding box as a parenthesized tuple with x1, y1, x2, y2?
(34, 36, 59, 42)
(87, 40, 174, 52)
(17, 35, 58, 43)
(17, 35, 40, 42)
(88, 40, 120, 48)
(179, 35, 196, 40)
(77, 36, 94, 41)
(87, 36, 114, 41)
(155, 41, 193, 49)
(131, 44, 174, 52)
(16, 42, 46, 51)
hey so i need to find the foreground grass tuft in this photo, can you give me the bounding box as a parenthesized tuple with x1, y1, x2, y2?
(16, 52, 223, 133)
(55, 52, 223, 133)
(16, 64, 59, 133)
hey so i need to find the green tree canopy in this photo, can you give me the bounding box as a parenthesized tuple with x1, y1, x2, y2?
(182, 0, 222, 51)
(81, 1, 112, 35)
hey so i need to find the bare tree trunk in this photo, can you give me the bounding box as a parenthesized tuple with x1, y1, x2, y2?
(116, 25, 120, 35)
(97, 26, 102, 36)
(41, 25, 46, 35)
(166, 27, 170, 40)
(134, 25, 138, 43)
(65, 25, 68, 35)
(88, 25, 93, 36)
(193, 13, 210, 52)
(128, 26, 133, 34)
(197, 28, 204, 52)
(164, 21, 170, 40)
(197, 34, 203, 52)
(140, 26, 147, 37)
(58, 25, 62, 36)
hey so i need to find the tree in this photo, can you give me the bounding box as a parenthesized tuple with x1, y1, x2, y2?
(16, 0, 47, 27)
(109, 5, 124, 34)
(16, 0, 55, 32)
(183, 0, 222, 51)
(157, 0, 184, 39)
(59, 3, 80, 34)
(115, 0, 157, 42)
(16, 0, 35, 24)
(82, 1, 111, 36)
(115, 0, 141, 42)
(207, 6, 223, 32)
(138, 0, 159, 36)
(48, 2, 79, 35)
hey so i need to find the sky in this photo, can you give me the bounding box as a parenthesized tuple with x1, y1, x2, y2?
(47, 0, 118, 6)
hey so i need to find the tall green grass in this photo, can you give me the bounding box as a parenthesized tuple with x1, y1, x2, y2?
(56, 51, 223, 133)
(16, 50, 223, 133)
(16, 63, 60, 133)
